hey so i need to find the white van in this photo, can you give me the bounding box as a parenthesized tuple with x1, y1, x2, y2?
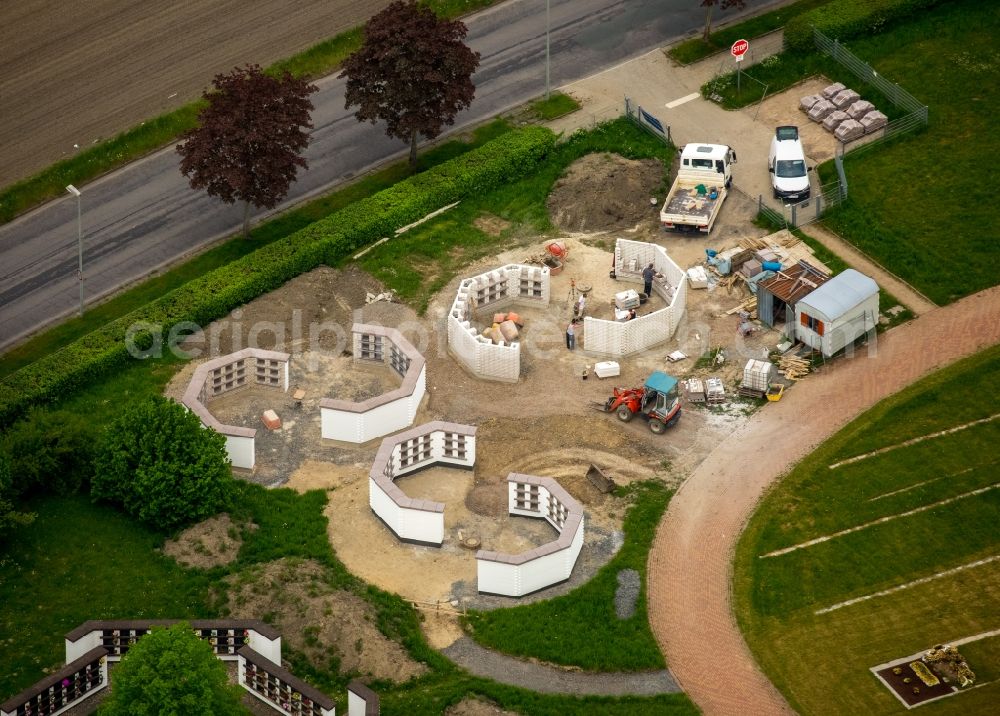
(768, 126, 810, 202)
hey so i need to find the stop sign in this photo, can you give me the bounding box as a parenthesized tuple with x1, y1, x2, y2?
(731, 39, 749, 58)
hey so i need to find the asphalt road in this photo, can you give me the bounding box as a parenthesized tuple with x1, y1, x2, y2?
(0, 0, 765, 350)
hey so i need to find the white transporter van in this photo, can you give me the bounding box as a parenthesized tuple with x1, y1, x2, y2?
(768, 126, 810, 202)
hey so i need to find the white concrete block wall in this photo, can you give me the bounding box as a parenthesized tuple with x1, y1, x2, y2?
(586, 240, 686, 356)
(397, 505, 444, 545)
(477, 559, 520, 596)
(246, 631, 281, 666)
(447, 265, 549, 382)
(225, 435, 255, 470)
(64, 632, 102, 664)
(320, 363, 426, 443)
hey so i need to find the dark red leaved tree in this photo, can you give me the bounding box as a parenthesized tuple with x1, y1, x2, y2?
(701, 0, 748, 42)
(340, 1, 481, 168)
(177, 65, 317, 237)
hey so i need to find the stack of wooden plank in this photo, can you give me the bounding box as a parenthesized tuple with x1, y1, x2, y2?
(726, 296, 757, 315)
(778, 355, 811, 380)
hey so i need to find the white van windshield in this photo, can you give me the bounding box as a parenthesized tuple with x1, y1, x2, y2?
(776, 160, 807, 178)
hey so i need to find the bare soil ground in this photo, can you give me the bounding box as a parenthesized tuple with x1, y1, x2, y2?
(162, 513, 252, 569)
(447, 697, 521, 716)
(547, 154, 665, 232)
(223, 558, 428, 683)
(0, 0, 398, 187)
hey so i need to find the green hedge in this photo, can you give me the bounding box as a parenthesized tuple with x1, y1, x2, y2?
(0, 127, 556, 425)
(785, 0, 949, 51)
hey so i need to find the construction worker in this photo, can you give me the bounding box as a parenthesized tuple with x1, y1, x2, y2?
(566, 320, 576, 350)
(642, 263, 656, 297)
(575, 293, 586, 318)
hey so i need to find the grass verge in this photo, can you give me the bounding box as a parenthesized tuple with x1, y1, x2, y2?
(0, 120, 511, 379)
(668, 0, 832, 65)
(733, 342, 1000, 715)
(528, 92, 582, 121)
(0, 0, 505, 226)
(461, 482, 671, 671)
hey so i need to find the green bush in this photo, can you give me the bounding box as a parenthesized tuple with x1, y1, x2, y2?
(785, 0, 948, 52)
(91, 397, 234, 531)
(1, 408, 97, 495)
(0, 127, 556, 426)
(0, 452, 35, 542)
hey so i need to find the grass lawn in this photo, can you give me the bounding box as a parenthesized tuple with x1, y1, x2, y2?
(462, 482, 671, 671)
(715, 0, 1000, 304)
(359, 117, 672, 311)
(528, 92, 582, 121)
(734, 342, 1000, 715)
(668, 0, 831, 65)
(0, 120, 511, 380)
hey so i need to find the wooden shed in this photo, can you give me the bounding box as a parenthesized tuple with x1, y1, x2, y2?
(795, 269, 879, 357)
(756, 261, 830, 329)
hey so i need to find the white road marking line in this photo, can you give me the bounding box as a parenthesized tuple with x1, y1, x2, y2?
(829, 413, 1000, 469)
(665, 93, 701, 109)
(815, 555, 1000, 614)
(761, 482, 1000, 558)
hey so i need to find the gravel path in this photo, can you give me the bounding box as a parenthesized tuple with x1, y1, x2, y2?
(647, 285, 1000, 715)
(442, 637, 681, 696)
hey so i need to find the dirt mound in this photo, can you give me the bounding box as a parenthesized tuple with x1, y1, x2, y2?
(224, 558, 427, 683)
(163, 514, 248, 569)
(547, 153, 664, 232)
(446, 697, 521, 716)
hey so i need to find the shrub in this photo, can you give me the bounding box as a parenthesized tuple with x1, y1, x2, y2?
(97, 622, 245, 716)
(785, 0, 948, 52)
(0, 451, 35, 542)
(91, 397, 234, 531)
(1, 408, 97, 495)
(0, 126, 556, 427)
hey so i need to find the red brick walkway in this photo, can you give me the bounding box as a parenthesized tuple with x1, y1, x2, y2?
(647, 286, 1000, 715)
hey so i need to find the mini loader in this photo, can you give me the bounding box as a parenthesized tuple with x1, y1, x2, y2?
(594, 371, 682, 434)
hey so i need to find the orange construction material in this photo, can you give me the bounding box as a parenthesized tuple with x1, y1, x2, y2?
(262, 410, 281, 430)
(506, 311, 522, 326)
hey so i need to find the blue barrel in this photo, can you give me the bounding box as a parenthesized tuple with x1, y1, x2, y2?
(705, 249, 718, 259)
(762, 261, 782, 272)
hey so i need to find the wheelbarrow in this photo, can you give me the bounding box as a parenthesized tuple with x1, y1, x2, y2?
(766, 384, 785, 402)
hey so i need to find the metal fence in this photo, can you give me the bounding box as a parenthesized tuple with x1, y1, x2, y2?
(762, 154, 848, 229)
(813, 27, 929, 158)
(625, 97, 671, 145)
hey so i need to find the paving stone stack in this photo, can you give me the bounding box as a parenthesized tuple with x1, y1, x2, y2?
(861, 110, 889, 133)
(808, 99, 836, 121)
(835, 119, 865, 142)
(822, 82, 846, 99)
(799, 94, 822, 112)
(832, 88, 861, 109)
(847, 99, 876, 120)
(822, 110, 850, 132)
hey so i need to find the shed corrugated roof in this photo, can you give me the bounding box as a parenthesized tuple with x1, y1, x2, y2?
(800, 269, 878, 318)
(757, 261, 830, 305)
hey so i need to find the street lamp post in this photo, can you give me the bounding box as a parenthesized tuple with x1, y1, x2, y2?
(66, 184, 83, 316)
(545, 0, 551, 100)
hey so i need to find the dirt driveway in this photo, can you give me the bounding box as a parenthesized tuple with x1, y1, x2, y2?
(0, 0, 395, 187)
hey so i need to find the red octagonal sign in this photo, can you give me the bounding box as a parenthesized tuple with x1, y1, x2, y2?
(731, 39, 749, 57)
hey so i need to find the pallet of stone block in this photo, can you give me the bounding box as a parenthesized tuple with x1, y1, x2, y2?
(807, 99, 836, 121)
(832, 88, 860, 109)
(822, 110, 850, 132)
(498, 319, 520, 342)
(847, 99, 875, 120)
(684, 378, 706, 402)
(822, 82, 846, 99)
(861, 110, 888, 133)
(834, 119, 864, 142)
(799, 94, 822, 112)
(705, 377, 725, 404)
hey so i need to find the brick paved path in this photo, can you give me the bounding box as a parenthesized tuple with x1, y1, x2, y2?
(647, 286, 1000, 715)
